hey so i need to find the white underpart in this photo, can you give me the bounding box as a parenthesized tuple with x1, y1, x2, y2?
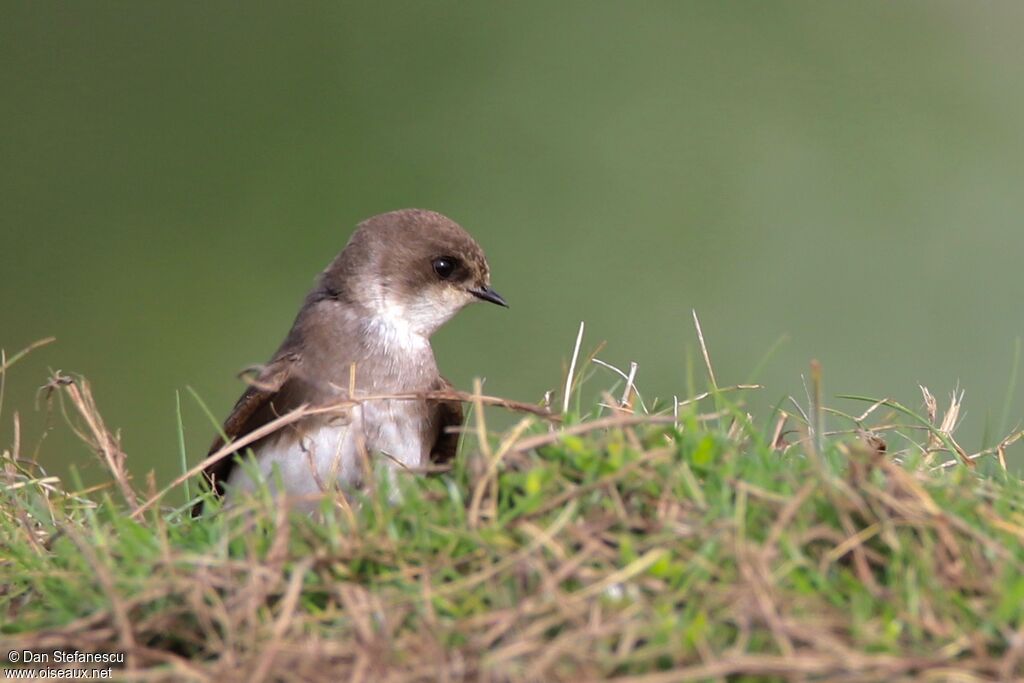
(365, 285, 468, 345)
(225, 400, 428, 505)
(223, 290, 462, 507)
(364, 300, 433, 356)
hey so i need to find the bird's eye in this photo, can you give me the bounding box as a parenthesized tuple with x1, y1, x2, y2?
(432, 256, 458, 280)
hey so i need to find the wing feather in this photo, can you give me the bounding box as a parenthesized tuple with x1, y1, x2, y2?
(430, 376, 464, 465)
(200, 354, 297, 497)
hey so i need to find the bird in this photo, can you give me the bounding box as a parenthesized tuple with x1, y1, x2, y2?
(197, 208, 506, 512)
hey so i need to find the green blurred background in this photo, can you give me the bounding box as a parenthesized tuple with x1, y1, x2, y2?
(4, 2, 1024, 488)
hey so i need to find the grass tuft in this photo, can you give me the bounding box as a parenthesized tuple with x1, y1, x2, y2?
(2, 337, 1024, 681)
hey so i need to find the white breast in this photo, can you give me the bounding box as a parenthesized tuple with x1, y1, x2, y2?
(225, 422, 358, 499)
(223, 400, 430, 505)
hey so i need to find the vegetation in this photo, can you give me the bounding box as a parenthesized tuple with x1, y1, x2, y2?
(2, 335, 1024, 682)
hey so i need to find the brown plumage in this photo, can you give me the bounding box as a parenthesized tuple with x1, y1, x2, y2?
(197, 209, 505, 512)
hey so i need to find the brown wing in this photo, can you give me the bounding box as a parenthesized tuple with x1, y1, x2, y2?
(429, 376, 464, 466)
(200, 353, 297, 499)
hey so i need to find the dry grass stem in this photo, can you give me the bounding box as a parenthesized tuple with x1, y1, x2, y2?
(563, 321, 585, 415)
(691, 309, 717, 390)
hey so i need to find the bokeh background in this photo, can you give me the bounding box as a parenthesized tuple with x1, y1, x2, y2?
(4, 2, 1024, 489)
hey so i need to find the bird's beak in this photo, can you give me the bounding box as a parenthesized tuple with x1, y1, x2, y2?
(469, 285, 508, 308)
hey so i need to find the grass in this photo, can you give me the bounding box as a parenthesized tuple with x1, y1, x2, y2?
(2, 332, 1024, 682)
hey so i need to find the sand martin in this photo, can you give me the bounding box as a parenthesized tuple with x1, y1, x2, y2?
(200, 208, 506, 509)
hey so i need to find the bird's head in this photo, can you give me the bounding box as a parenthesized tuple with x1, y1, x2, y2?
(323, 209, 507, 338)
